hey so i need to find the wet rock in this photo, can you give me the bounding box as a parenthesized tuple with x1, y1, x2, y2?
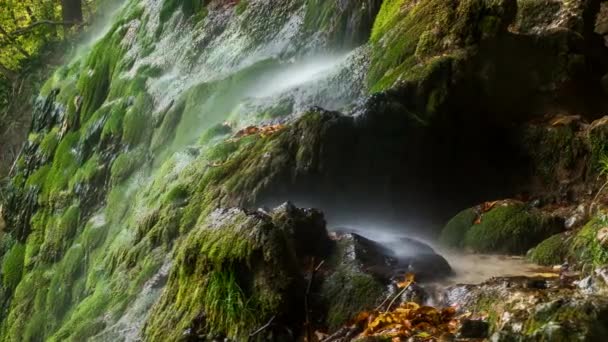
(458, 319, 489, 339)
(319, 232, 390, 329)
(271, 202, 331, 258)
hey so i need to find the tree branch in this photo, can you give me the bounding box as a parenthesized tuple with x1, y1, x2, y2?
(10, 20, 82, 37)
(0, 24, 30, 58)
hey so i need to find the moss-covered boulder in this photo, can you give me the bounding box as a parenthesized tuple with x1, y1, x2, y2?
(527, 233, 569, 266)
(440, 201, 563, 254)
(143, 204, 330, 341)
(439, 208, 477, 248)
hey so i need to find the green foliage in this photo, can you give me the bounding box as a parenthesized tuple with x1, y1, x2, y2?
(2, 242, 25, 291)
(203, 269, 258, 338)
(0, 0, 62, 73)
(528, 233, 568, 266)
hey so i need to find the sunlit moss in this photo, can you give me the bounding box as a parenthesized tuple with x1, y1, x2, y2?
(110, 147, 147, 185)
(2, 242, 25, 291)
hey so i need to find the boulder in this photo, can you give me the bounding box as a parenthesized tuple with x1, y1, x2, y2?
(440, 200, 564, 254)
(319, 232, 394, 330)
(144, 204, 330, 341)
(319, 231, 452, 329)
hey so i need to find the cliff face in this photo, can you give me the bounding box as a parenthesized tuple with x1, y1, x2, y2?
(1, 0, 608, 340)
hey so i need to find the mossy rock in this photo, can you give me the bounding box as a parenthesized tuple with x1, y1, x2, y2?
(441, 202, 563, 254)
(143, 204, 329, 341)
(568, 217, 608, 268)
(527, 233, 569, 266)
(319, 233, 392, 330)
(439, 208, 477, 248)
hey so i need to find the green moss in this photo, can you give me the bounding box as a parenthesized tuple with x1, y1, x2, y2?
(569, 218, 608, 268)
(42, 131, 81, 203)
(39, 128, 61, 161)
(122, 93, 152, 146)
(45, 244, 86, 323)
(235, 0, 248, 15)
(439, 208, 476, 248)
(2, 242, 25, 291)
(523, 125, 581, 185)
(143, 209, 299, 341)
(199, 123, 233, 145)
(522, 298, 608, 340)
(588, 123, 608, 174)
(367, 0, 510, 91)
(100, 104, 125, 142)
(77, 34, 124, 122)
(528, 233, 568, 266)
(39, 204, 81, 262)
(70, 154, 102, 188)
(463, 203, 562, 254)
(110, 147, 147, 185)
(25, 165, 51, 190)
(163, 184, 190, 205)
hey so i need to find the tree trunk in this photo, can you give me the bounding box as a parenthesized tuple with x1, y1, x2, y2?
(61, 0, 83, 25)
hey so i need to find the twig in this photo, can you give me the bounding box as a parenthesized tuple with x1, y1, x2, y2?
(320, 325, 359, 342)
(385, 282, 412, 312)
(8, 145, 24, 177)
(249, 315, 276, 339)
(304, 259, 325, 340)
(10, 20, 85, 37)
(374, 293, 393, 312)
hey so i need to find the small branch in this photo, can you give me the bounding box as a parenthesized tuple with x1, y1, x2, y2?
(249, 315, 276, 339)
(9, 20, 82, 37)
(385, 282, 412, 312)
(8, 146, 24, 177)
(0, 24, 30, 58)
(303, 259, 325, 341)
